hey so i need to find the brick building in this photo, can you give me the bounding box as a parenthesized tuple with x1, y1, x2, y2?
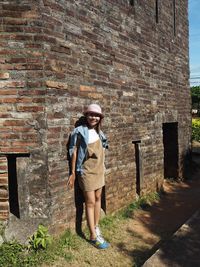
(0, 0, 191, 239)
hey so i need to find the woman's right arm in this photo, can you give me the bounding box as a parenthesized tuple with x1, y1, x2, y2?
(67, 146, 77, 189)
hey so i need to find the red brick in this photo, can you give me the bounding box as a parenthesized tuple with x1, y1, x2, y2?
(0, 147, 29, 153)
(22, 10, 40, 19)
(26, 64, 43, 70)
(11, 141, 37, 147)
(0, 177, 8, 187)
(34, 34, 56, 44)
(18, 89, 45, 96)
(3, 26, 24, 33)
(0, 49, 19, 56)
(3, 120, 25, 126)
(5, 33, 33, 41)
(2, 4, 31, 11)
(17, 106, 44, 112)
(32, 98, 45, 103)
(0, 73, 9, 79)
(0, 157, 7, 163)
(0, 141, 11, 146)
(80, 85, 96, 92)
(27, 71, 44, 78)
(26, 81, 44, 88)
(0, 98, 19, 104)
(0, 166, 8, 173)
(46, 80, 68, 90)
(0, 10, 22, 18)
(0, 189, 8, 200)
(48, 127, 62, 133)
(0, 211, 9, 220)
(25, 43, 42, 49)
(12, 127, 32, 132)
(21, 134, 37, 140)
(3, 17, 28, 25)
(23, 26, 43, 34)
(0, 81, 25, 88)
(0, 89, 18, 95)
(6, 58, 27, 64)
(0, 133, 20, 139)
(0, 201, 9, 210)
(0, 166, 7, 172)
(0, 173, 8, 178)
(51, 46, 71, 54)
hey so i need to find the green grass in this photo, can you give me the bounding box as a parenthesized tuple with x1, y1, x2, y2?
(100, 192, 160, 230)
(0, 192, 160, 267)
(0, 229, 81, 267)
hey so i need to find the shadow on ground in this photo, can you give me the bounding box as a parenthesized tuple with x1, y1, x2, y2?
(115, 147, 200, 267)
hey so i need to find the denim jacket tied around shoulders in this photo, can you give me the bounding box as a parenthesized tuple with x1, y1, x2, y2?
(68, 125, 108, 175)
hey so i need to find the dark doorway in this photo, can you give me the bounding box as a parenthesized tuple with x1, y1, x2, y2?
(7, 154, 30, 218)
(7, 155, 20, 218)
(132, 140, 142, 196)
(162, 123, 179, 179)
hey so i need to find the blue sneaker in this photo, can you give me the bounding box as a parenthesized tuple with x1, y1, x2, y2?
(90, 236, 110, 249)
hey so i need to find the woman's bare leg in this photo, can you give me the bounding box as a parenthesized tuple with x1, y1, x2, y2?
(94, 188, 102, 227)
(84, 191, 96, 240)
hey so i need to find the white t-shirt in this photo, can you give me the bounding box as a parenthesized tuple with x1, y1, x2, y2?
(88, 129, 99, 144)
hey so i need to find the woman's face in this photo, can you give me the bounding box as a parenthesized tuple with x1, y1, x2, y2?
(86, 112, 101, 128)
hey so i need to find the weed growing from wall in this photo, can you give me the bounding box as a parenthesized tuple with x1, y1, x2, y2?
(28, 224, 52, 250)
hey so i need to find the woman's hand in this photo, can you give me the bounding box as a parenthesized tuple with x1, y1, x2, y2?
(67, 173, 75, 189)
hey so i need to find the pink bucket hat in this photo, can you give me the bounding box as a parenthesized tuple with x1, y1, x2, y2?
(83, 104, 104, 118)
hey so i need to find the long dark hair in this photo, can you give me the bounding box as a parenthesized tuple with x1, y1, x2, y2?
(95, 119, 102, 134)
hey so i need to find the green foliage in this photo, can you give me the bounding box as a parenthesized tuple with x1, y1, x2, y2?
(191, 86, 200, 110)
(100, 215, 116, 228)
(192, 118, 200, 142)
(0, 228, 79, 267)
(0, 241, 25, 267)
(0, 240, 57, 267)
(50, 229, 79, 262)
(29, 224, 52, 251)
(59, 229, 78, 250)
(121, 192, 160, 219)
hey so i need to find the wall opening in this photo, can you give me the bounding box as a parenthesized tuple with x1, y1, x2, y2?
(7, 154, 30, 219)
(132, 140, 142, 196)
(155, 0, 159, 23)
(162, 123, 178, 179)
(173, 0, 176, 36)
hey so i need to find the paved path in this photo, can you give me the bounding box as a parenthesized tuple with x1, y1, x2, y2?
(142, 145, 200, 267)
(142, 209, 200, 267)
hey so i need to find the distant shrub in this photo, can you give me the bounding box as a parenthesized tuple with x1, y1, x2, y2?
(192, 119, 200, 142)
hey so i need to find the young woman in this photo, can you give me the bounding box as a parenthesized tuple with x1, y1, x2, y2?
(68, 104, 109, 249)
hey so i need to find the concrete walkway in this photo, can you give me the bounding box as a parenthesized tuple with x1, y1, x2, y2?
(142, 208, 200, 267)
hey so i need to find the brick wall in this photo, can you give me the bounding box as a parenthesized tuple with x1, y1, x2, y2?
(0, 0, 191, 238)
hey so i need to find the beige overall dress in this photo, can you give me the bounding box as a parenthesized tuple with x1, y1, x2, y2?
(78, 139, 105, 192)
